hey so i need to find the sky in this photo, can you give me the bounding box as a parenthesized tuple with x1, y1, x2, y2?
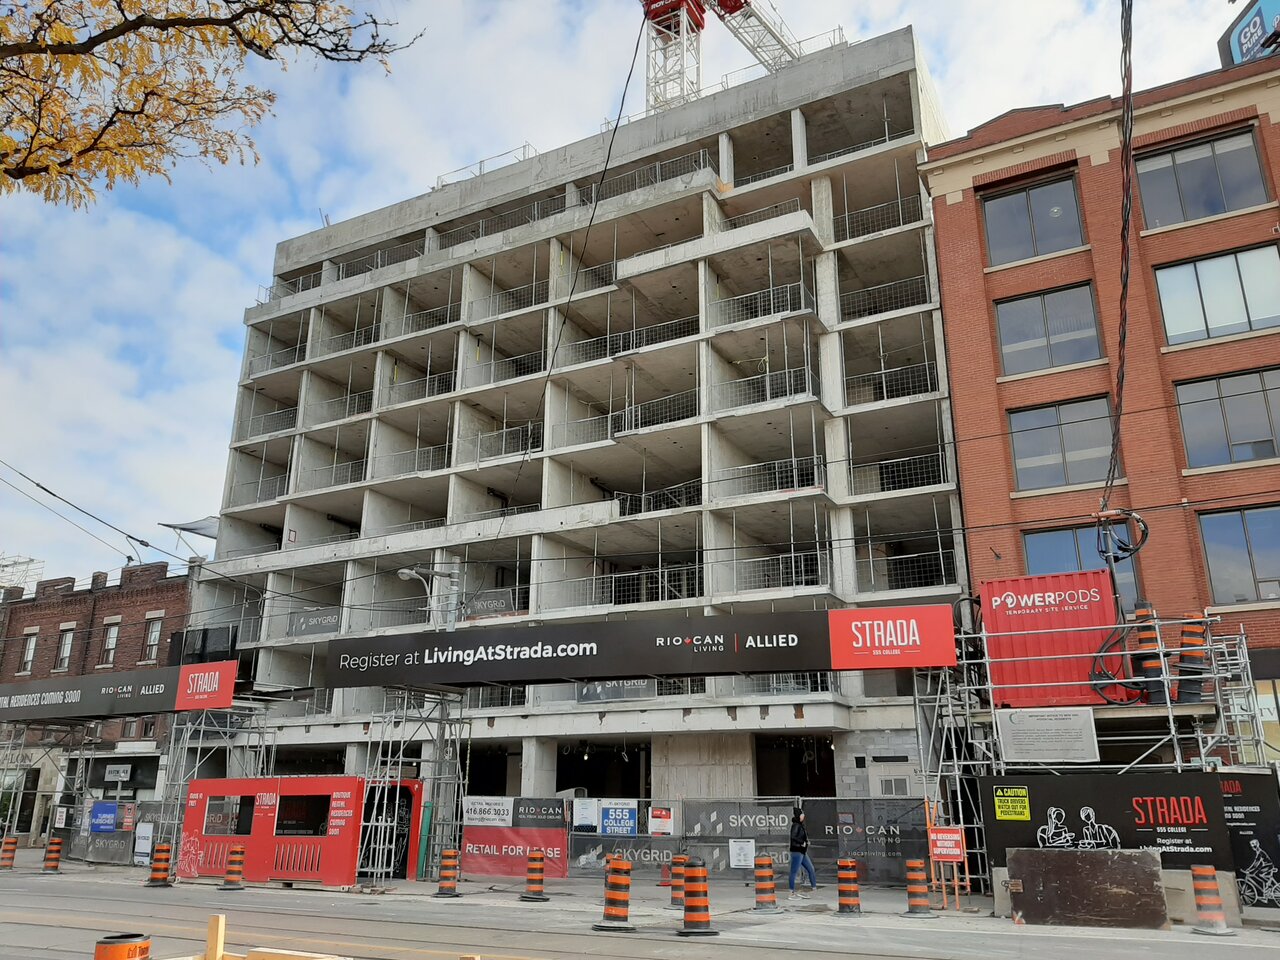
(0, 0, 1242, 587)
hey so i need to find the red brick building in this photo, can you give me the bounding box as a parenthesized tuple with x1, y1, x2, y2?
(0, 562, 192, 835)
(922, 58, 1280, 651)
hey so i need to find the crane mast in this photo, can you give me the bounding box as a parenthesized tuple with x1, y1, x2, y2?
(640, 0, 804, 113)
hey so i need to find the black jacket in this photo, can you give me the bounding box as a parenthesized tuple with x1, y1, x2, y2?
(789, 819, 809, 854)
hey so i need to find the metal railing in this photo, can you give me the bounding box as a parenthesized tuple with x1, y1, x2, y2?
(387, 302, 462, 338)
(840, 275, 931, 320)
(335, 237, 427, 280)
(459, 503, 539, 523)
(712, 456, 824, 498)
(719, 198, 802, 232)
(368, 598, 433, 630)
(299, 459, 366, 491)
(833, 194, 925, 242)
(461, 349, 545, 388)
(586, 149, 717, 203)
(849, 451, 947, 497)
(712, 366, 816, 411)
(845, 361, 938, 406)
(234, 406, 298, 441)
(285, 531, 359, 551)
(614, 389, 699, 432)
(735, 672, 839, 696)
(260, 270, 326, 302)
(436, 193, 569, 250)
(307, 390, 374, 424)
(736, 162, 794, 186)
(711, 283, 813, 328)
(464, 685, 528, 709)
(372, 442, 451, 479)
(560, 564, 704, 608)
(615, 478, 703, 516)
(570, 260, 617, 293)
(386, 370, 457, 406)
(470, 278, 551, 321)
(551, 414, 612, 448)
(228, 474, 288, 506)
(554, 314, 698, 367)
(730, 551, 830, 592)
(380, 517, 447, 536)
(657, 677, 708, 697)
(810, 127, 917, 165)
(458, 422, 544, 463)
(221, 542, 280, 559)
(856, 546, 957, 592)
(247, 344, 306, 377)
(314, 324, 381, 358)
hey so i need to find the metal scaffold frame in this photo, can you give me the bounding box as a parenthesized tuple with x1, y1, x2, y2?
(914, 614, 1266, 890)
(0, 720, 98, 838)
(155, 705, 276, 848)
(357, 687, 470, 889)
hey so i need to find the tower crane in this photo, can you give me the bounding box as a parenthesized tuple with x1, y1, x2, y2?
(640, 1, 805, 113)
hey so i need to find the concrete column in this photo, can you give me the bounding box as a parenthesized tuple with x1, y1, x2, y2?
(345, 742, 370, 776)
(814, 251, 839, 330)
(701, 192, 726, 236)
(810, 176, 835, 246)
(521, 737, 558, 796)
(506, 751, 523, 795)
(818, 330, 845, 411)
(823, 417, 850, 500)
(828, 505, 859, 603)
(718, 131, 735, 186)
(791, 107, 808, 170)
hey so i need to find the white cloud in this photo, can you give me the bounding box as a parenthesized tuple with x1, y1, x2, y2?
(0, 0, 1248, 583)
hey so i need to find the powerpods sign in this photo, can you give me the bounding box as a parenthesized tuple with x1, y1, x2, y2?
(827, 607, 957, 670)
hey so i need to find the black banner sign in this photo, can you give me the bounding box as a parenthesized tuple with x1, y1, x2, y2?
(328, 611, 833, 688)
(1221, 773, 1280, 908)
(979, 773, 1233, 870)
(0, 661, 236, 722)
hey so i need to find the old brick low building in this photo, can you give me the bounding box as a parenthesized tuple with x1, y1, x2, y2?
(922, 57, 1280, 659)
(0, 562, 191, 841)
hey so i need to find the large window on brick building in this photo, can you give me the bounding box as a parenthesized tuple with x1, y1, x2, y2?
(99, 624, 118, 666)
(1009, 397, 1112, 490)
(19, 634, 36, 674)
(1155, 246, 1280, 344)
(982, 177, 1083, 266)
(1177, 368, 1280, 468)
(1200, 506, 1280, 605)
(995, 285, 1101, 375)
(1137, 132, 1268, 229)
(142, 619, 162, 662)
(55, 629, 73, 671)
(1024, 526, 1140, 611)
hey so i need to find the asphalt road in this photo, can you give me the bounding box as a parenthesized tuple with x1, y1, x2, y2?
(5, 867, 1280, 960)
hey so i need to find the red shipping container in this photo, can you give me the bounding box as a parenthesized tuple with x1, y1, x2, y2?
(979, 569, 1125, 708)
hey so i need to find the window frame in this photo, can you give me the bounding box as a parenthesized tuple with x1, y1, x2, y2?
(19, 634, 36, 674)
(1176, 368, 1280, 468)
(1154, 244, 1280, 345)
(994, 282, 1103, 375)
(100, 624, 119, 666)
(141, 619, 162, 663)
(55, 629, 74, 671)
(1009, 396, 1115, 491)
(1200, 505, 1280, 605)
(1022, 525, 1142, 610)
(122, 718, 139, 738)
(981, 174, 1085, 266)
(1136, 129, 1269, 229)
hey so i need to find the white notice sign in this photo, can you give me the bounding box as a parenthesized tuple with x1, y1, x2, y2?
(729, 838, 756, 869)
(995, 707, 1100, 763)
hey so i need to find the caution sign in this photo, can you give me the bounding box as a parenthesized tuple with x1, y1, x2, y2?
(928, 826, 965, 863)
(993, 785, 1030, 821)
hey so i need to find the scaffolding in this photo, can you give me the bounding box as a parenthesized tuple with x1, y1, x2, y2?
(0, 719, 98, 839)
(357, 687, 470, 889)
(155, 705, 276, 848)
(915, 613, 1266, 890)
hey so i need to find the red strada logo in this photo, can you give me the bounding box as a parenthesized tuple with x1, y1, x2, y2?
(826, 607, 956, 670)
(175, 662, 236, 711)
(1131, 795, 1208, 827)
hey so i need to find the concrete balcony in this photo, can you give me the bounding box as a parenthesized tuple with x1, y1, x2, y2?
(810, 126, 917, 166)
(234, 406, 298, 442)
(456, 422, 544, 465)
(614, 478, 703, 516)
(437, 195, 569, 251)
(725, 550, 830, 593)
(856, 543, 957, 594)
(557, 563, 704, 609)
(461, 349, 546, 389)
(246, 344, 306, 378)
(384, 302, 462, 340)
(305, 390, 374, 426)
(384, 370, 457, 407)
(370, 442, 451, 480)
(844, 361, 938, 408)
(314, 324, 381, 359)
(285, 531, 359, 552)
(717, 198, 803, 232)
(555, 315, 698, 368)
(848, 451, 948, 499)
(712, 366, 817, 413)
(833, 194, 924, 243)
(227, 474, 288, 507)
(458, 503, 540, 523)
(735, 162, 794, 187)
(469, 279, 550, 322)
(615, 389, 700, 435)
(709, 282, 814, 329)
(840, 275, 931, 322)
(711, 456, 824, 500)
(297, 459, 366, 492)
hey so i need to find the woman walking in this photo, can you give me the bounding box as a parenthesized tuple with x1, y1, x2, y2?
(788, 806, 817, 899)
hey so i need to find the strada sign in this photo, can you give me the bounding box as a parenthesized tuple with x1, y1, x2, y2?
(0, 661, 236, 721)
(328, 608, 957, 688)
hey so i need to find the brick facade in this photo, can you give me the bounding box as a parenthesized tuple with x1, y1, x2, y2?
(925, 60, 1280, 653)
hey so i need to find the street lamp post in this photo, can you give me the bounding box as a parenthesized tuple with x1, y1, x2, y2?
(396, 566, 461, 632)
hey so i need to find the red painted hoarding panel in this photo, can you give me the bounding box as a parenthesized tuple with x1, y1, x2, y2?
(174, 661, 237, 710)
(979, 569, 1126, 708)
(461, 825, 570, 878)
(827, 606, 957, 670)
